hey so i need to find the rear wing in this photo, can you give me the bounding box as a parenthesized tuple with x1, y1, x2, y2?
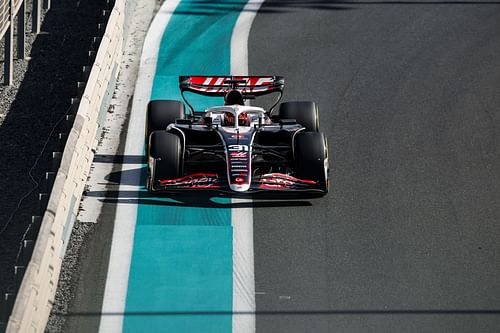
(179, 76, 284, 114)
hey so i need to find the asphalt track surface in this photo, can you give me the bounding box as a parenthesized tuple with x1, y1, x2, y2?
(50, 1, 500, 333)
(249, 1, 500, 332)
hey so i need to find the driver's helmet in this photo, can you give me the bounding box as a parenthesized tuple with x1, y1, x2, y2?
(225, 90, 244, 106)
(238, 112, 250, 126)
(224, 112, 235, 126)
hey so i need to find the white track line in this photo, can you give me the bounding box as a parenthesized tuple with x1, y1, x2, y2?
(98, 1, 182, 332)
(231, 1, 265, 332)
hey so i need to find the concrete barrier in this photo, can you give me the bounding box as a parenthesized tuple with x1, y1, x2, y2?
(5, 0, 137, 331)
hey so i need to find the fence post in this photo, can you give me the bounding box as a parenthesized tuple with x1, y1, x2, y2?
(17, 0, 25, 59)
(32, 0, 41, 33)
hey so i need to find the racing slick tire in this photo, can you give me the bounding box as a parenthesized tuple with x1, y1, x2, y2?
(146, 100, 185, 139)
(148, 131, 183, 190)
(278, 101, 319, 132)
(294, 131, 329, 193)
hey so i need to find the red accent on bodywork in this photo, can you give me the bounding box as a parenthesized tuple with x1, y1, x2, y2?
(186, 76, 276, 94)
(173, 185, 221, 189)
(259, 184, 286, 189)
(159, 173, 219, 188)
(258, 173, 317, 189)
(230, 151, 248, 158)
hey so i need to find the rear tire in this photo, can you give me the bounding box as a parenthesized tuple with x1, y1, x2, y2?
(149, 131, 183, 189)
(146, 100, 185, 140)
(278, 101, 319, 131)
(295, 131, 328, 193)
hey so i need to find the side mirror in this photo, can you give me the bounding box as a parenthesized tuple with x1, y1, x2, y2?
(175, 119, 193, 128)
(279, 118, 296, 126)
(203, 116, 213, 125)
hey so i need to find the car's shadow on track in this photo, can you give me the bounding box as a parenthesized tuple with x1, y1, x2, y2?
(168, 0, 355, 17)
(92, 161, 319, 208)
(97, 192, 315, 209)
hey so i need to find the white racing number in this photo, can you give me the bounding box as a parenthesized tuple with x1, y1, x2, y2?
(228, 144, 249, 152)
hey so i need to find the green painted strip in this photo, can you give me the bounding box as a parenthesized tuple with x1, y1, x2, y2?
(124, 225, 233, 333)
(124, 1, 248, 332)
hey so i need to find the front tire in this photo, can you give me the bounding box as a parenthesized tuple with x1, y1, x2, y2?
(146, 100, 185, 140)
(294, 131, 329, 193)
(278, 101, 319, 132)
(149, 131, 183, 190)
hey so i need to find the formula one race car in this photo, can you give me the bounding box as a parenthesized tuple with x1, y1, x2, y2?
(146, 76, 329, 195)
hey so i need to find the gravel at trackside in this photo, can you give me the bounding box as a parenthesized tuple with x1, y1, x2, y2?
(0, 0, 108, 306)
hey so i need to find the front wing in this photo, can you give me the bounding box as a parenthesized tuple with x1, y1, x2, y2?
(151, 172, 325, 193)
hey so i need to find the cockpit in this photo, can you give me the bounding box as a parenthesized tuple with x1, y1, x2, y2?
(223, 111, 252, 126)
(205, 106, 267, 128)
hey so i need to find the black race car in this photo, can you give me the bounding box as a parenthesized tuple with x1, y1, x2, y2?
(146, 76, 329, 195)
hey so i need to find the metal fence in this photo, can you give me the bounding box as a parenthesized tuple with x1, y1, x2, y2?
(0, 0, 9, 39)
(0, 0, 49, 85)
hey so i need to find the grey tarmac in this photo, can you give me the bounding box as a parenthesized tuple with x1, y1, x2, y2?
(249, 1, 500, 332)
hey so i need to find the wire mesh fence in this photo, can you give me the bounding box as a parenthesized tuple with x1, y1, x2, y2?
(1, 0, 45, 85)
(0, 0, 10, 41)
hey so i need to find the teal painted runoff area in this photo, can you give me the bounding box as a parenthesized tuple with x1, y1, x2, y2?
(124, 1, 248, 332)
